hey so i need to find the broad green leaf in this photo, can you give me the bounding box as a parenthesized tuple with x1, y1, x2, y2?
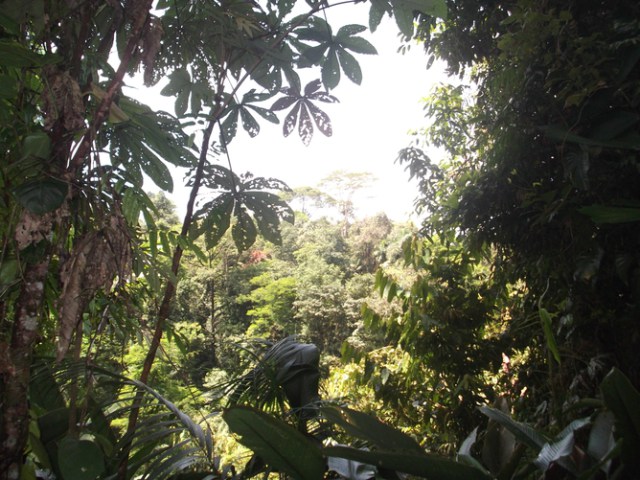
(391, 1, 414, 38)
(539, 307, 561, 364)
(283, 102, 300, 137)
(221, 109, 239, 145)
(580, 205, 640, 224)
(0, 74, 17, 99)
(324, 446, 491, 480)
(337, 24, 367, 38)
(57, 437, 106, 480)
(223, 406, 324, 480)
(0, 39, 48, 66)
(175, 89, 190, 117)
(327, 455, 376, 480)
(194, 195, 234, 248)
(247, 105, 279, 123)
(321, 406, 423, 454)
(298, 103, 313, 145)
(369, 0, 391, 32)
(322, 50, 340, 90)
(394, 0, 448, 19)
(14, 179, 67, 214)
(306, 102, 332, 137)
(232, 206, 258, 251)
(240, 108, 260, 137)
(600, 368, 640, 469)
(272, 95, 298, 111)
(340, 36, 378, 55)
(591, 111, 640, 141)
(302, 44, 329, 65)
(541, 125, 640, 150)
(337, 49, 362, 85)
(478, 406, 548, 450)
(0, 258, 18, 285)
(137, 144, 174, 191)
(160, 68, 191, 96)
(22, 132, 51, 160)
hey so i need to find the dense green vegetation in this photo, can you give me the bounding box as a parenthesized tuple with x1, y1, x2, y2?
(1, 0, 640, 479)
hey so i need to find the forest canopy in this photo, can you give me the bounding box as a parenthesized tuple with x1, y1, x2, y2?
(1, 0, 639, 479)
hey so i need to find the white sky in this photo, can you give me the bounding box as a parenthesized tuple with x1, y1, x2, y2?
(125, 5, 449, 221)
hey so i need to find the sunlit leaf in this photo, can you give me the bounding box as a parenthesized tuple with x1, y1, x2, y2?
(322, 406, 424, 454)
(224, 406, 324, 480)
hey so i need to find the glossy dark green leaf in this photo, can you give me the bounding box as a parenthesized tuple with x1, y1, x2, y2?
(479, 406, 548, 450)
(600, 368, 640, 469)
(22, 132, 51, 160)
(223, 406, 324, 480)
(14, 179, 67, 214)
(579, 205, 640, 224)
(0, 39, 48, 66)
(57, 437, 106, 480)
(324, 446, 491, 480)
(321, 406, 424, 454)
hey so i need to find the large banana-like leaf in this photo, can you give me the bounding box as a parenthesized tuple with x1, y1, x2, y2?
(323, 445, 492, 480)
(601, 367, 640, 471)
(223, 406, 325, 480)
(321, 405, 424, 454)
(478, 406, 548, 450)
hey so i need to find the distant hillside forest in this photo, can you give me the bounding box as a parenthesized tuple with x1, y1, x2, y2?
(1, 0, 640, 479)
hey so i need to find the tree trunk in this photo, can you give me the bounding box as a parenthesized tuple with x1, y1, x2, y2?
(0, 259, 50, 480)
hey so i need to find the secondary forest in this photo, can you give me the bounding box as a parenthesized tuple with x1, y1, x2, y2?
(1, 0, 640, 479)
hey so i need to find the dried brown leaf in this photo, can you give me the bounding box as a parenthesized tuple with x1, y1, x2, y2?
(56, 214, 132, 360)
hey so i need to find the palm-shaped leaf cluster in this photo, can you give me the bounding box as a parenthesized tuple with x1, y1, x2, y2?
(295, 17, 378, 90)
(191, 166, 294, 251)
(28, 360, 217, 480)
(271, 79, 339, 145)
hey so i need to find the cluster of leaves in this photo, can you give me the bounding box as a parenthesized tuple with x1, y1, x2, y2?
(335, 0, 640, 476)
(0, 0, 450, 476)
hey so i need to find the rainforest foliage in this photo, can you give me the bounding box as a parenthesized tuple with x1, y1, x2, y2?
(1, 0, 640, 479)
